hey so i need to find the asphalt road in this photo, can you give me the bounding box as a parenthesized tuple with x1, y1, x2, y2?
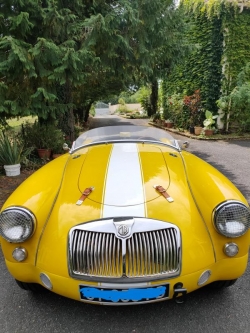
(0, 114, 250, 333)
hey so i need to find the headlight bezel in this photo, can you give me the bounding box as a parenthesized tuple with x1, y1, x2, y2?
(213, 200, 250, 238)
(0, 206, 36, 243)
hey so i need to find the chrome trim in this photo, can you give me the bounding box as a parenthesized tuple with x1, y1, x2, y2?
(213, 200, 249, 215)
(0, 206, 36, 243)
(12, 247, 28, 262)
(40, 273, 53, 290)
(224, 242, 239, 257)
(68, 217, 181, 282)
(70, 140, 181, 155)
(80, 297, 169, 306)
(197, 270, 211, 286)
(78, 281, 170, 305)
(98, 282, 150, 288)
(0, 206, 36, 223)
(213, 200, 250, 238)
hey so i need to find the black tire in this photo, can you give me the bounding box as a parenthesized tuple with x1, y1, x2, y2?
(208, 279, 237, 289)
(15, 279, 45, 292)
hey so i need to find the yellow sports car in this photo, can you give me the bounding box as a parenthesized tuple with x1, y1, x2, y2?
(0, 125, 250, 305)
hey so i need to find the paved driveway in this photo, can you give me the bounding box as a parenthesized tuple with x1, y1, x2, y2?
(0, 114, 250, 333)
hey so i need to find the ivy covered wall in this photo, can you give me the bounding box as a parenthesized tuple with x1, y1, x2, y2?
(162, 0, 250, 130)
(222, 7, 250, 94)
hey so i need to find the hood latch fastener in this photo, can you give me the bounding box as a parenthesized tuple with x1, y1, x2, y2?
(154, 185, 174, 203)
(76, 187, 95, 205)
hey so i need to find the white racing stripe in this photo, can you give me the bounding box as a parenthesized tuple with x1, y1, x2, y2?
(102, 143, 146, 218)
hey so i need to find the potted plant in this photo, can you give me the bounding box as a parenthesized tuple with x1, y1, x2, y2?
(0, 132, 33, 176)
(164, 119, 174, 128)
(194, 125, 203, 135)
(51, 135, 66, 159)
(21, 122, 64, 160)
(183, 90, 204, 135)
(203, 110, 218, 136)
(152, 112, 161, 124)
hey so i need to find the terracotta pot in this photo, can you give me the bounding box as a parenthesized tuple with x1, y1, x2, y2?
(204, 129, 214, 136)
(37, 148, 52, 159)
(194, 126, 203, 135)
(52, 153, 62, 159)
(165, 122, 174, 128)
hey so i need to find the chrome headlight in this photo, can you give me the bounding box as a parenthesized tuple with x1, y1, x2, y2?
(0, 207, 36, 243)
(213, 201, 250, 238)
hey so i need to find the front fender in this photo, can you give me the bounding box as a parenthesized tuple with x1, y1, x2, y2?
(181, 151, 250, 260)
(0, 154, 70, 264)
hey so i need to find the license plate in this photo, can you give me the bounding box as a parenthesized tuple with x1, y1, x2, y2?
(79, 284, 169, 304)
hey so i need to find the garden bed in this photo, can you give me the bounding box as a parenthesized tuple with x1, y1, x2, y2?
(149, 122, 250, 140)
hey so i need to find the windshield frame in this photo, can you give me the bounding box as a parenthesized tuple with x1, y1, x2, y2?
(70, 125, 181, 153)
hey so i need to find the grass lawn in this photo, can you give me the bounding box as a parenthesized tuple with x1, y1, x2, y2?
(7, 116, 37, 129)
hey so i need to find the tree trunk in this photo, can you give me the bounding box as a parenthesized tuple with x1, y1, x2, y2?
(74, 101, 93, 124)
(149, 79, 158, 116)
(67, 109, 75, 142)
(84, 102, 93, 122)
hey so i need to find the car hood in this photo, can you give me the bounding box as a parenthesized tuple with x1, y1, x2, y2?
(36, 143, 216, 276)
(52, 143, 189, 214)
(78, 143, 170, 204)
(59, 142, 182, 217)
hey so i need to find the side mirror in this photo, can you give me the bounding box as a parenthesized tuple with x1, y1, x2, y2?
(182, 141, 190, 149)
(177, 140, 190, 150)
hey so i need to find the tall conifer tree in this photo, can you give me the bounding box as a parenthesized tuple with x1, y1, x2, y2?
(0, 1, 183, 136)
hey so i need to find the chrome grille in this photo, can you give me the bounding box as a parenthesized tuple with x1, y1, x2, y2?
(68, 218, 181, 281)
(70, 230, 123, 277)
(126, 229, 179, 277)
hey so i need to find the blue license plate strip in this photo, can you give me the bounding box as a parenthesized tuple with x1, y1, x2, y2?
(79, 284, 169, 304)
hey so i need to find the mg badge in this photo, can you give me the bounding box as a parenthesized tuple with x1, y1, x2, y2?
(118, 224, 129, 236)
(113, 218, 134, 238)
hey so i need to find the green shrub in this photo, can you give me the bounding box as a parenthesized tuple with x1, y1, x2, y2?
(21, 121, 65, 152)
(117, 104, 129, 113)
(0, 132, 33, 165)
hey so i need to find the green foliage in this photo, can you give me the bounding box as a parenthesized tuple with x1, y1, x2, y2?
(183, 90, 204, 126)
(89, 104, 95, 117)
(163, 1, 250, 132)
(222, 9, 250, 95)
(0, 0, 182, 126)
(138, 86, 152, 116)
(162, 90, 204, 129)
(117, 105, 129, 113)
(163, 8, 223, 113)
(217, 61, 250, 132)
(164, 93, 183, 123)
(230, 81, 250, 132)
(21, 121, 64, 150)
(109, 89, 141, 104)
(0, 132, 33, 165)
(152, 113, 162, 122)
(203, 110, 218, 129)
(118, 98, 126, 106)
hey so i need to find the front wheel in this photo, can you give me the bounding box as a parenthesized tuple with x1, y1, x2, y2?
(15, 279, 45, 292)
(208, 279, 237, 289)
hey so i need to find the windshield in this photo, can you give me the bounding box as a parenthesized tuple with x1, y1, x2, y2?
(72, 126, 179, 151)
